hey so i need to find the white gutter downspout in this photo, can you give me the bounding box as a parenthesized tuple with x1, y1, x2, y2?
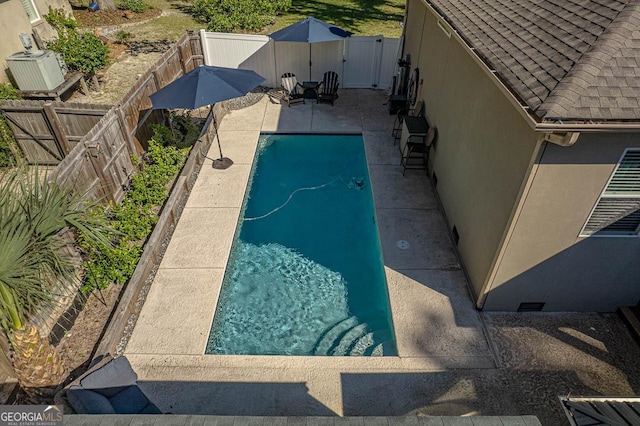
(540, 131, 580, 146)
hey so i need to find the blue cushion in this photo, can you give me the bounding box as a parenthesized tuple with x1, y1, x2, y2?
(109, 385, 160, 414)
(140, 402, 163, 414)
(92, 385, 130, 399)
(80, 357, 138, 393)
(66, 386, 116, 414)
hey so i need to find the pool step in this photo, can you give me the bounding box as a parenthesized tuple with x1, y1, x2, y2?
(314, 317, 393, 356)
(371, 343, 384, 356)
(331, 323, 370, 355)
(350, 332, 375, 356)
(314, 316, 360, 355)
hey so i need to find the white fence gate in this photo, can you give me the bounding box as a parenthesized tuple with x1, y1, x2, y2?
(201, 30, 400, 90)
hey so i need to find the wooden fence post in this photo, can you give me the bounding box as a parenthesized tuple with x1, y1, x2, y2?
(84, 139, 113, 204)
(43, 103, 72, 155)
(178, 42, 188, 74)
(115, 106, 141, 157)
(152, 69, 162, 89)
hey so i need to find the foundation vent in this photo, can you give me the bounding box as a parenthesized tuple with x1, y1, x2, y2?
(517, 302, 545, 312)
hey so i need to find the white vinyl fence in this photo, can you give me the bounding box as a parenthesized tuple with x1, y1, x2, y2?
(200, 30, 401, 90)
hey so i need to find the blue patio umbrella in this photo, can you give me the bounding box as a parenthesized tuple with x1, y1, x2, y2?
(270, 17, 352, 43)
(270, 17, 352, 80)
(150, 65, 265, 168)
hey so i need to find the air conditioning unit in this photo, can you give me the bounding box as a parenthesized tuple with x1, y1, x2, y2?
(6, 50, 65, 91)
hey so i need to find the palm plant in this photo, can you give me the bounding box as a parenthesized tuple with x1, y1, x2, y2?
(0, 166, 112, 394)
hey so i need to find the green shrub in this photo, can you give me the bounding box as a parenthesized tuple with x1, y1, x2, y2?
(150, 123, 174, 146)
(79, 126, 189, 293)
(117, 0, 149, 13)
(170, 112, 201, 148)
(45, 8, 109, 76)
(190, 0, 291, 32)
(0, 83, 20, 100)
(0, 118, 17, 168)
(115, 30, 134, 44)
(0, 84, 20, 167)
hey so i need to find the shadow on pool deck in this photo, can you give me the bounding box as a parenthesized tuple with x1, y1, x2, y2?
(123, 89, 640, 423)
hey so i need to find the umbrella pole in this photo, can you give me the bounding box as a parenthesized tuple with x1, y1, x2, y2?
(215, 119, 224, 159)
(211, 104, 233, 170)
(273, 40, 278, 87)
(309, 44, 312, 81)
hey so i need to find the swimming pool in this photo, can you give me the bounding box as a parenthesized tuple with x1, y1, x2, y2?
(206, 134, 397, 356)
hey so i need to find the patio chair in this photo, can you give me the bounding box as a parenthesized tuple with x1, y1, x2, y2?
(402, 125, 437, 176)
(281, 72, 305, 107)
(317, 71, 340, 106)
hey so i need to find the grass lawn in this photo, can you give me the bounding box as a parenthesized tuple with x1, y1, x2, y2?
(130, 14, 202, 41)
(266, 0, 406, 37)
(131, 0, 405, 40)
(129, 0, 201, 41)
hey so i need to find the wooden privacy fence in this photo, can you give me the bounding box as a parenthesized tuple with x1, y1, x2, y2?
(0, 31, 206, 383)
(94, 104, 220, 358)
(119, 31, 204, 147)
(1, 101, 110, 164)
(50, 108, 136, 204)
(0, 31, 204, 204)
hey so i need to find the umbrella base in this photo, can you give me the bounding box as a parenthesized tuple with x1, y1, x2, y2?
(213, 157, 233, 169)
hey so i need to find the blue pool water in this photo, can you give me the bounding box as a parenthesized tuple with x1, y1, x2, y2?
(206, 134, 397, 356)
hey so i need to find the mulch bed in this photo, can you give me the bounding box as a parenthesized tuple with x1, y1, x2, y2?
(73, 7, 161, 28)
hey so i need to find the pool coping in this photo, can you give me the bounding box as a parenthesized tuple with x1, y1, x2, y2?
(205, 132, 397, 356)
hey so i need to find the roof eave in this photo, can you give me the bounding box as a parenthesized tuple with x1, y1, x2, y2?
(418, 0, 640, 134)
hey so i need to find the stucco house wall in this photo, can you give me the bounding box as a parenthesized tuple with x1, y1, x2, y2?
(0, 0, 71, 84)
(403, 0, 640, 312)
(485, 133, 640, 311)
(403, 0, 540, 300)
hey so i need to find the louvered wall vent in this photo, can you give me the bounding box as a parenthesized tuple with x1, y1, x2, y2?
(582, 149, 640, 236)
(517, 302, 545, 312)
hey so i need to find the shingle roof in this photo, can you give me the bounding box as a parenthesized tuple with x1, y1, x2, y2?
(560, 397, 640, 425)
(425, 0, 640, 122)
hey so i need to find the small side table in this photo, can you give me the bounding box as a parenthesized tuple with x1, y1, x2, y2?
(400, 116, 431, 175)
(301, 81, 320, 100)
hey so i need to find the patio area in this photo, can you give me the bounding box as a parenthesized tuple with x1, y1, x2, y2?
(122, 90, 640, 423)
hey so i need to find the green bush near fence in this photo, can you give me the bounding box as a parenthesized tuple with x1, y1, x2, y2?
(0, 83, 21, 167)
(190, 0, 291, 32)
(45, 8, 110, 77)
(0, 119, 17, 168)
(186, 0, 404, 37)
(117, 0, 149, 13)
(79, 126, 190, 293)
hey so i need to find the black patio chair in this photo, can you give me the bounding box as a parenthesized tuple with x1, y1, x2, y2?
(402, 125, 437, 176)
(281, 72, 305, 107)
(317, 71, 340, 106)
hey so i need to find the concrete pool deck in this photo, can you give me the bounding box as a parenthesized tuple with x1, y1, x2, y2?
(123, 91, 640, 423)
(126, 90, 494, 406)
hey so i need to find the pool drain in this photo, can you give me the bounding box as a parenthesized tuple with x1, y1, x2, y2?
(396, 240, 410, 250)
